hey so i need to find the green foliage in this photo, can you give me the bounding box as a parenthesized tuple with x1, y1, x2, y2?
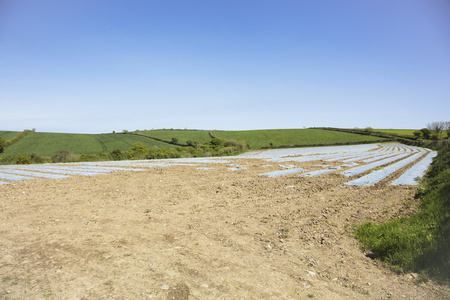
(0, 154, 16, 164)
(356, 142, 450, 281)
(431, 133, 440, 140)
(130, 142, 149, 159)
(30, 153, 45, 164)
(51, 150, 74, 163)
(0, 137, 5, 153)
(421, 128, 431, 139)
(110, 149, 125, 161)
(15, 153, 31, 164)
(413, 131, 423, 139)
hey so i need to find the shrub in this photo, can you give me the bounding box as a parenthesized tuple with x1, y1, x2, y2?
(30, 153, 44, 164)
(0, 137, 5, 153)
(413, 131, 422, 139)
(431, 133, 440, 140)
(16, 153, 31, 164)
(110, 149, 125, 161)
(421, 128, 431, 139)
(130, 142, 149, 159)
(210, 138, 226, 150)
(51, 151, 74, 163)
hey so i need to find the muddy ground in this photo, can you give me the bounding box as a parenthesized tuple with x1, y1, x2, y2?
(1, 158, 449, 299)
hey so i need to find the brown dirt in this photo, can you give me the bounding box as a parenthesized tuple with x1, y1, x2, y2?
(1, 159, 449, 299)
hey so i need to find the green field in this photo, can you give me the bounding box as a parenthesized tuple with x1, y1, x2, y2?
(139, 130, 212, 144)
(212, 129, 387, 149)
(373, 129, 417, 136)
(0, 131, 20, 141)
(1, 128, 391, 157)
(1, 132, 176, 157)
(374, 128, 448, 139)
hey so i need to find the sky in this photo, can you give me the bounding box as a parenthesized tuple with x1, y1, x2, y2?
(1, 0, 449, 134)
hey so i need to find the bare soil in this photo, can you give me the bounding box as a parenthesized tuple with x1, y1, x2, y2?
(1, 159, 449, 299)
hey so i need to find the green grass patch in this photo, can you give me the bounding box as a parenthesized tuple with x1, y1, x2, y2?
(0, 131, 20, 141)
(212, 128, 387, 149)
(356, 142, 450, 281)
(1, 132, 176, 157)
(373, 129, 418, 137)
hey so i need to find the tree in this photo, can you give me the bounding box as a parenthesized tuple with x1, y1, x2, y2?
(110, 149, 125, 160)
(130, 142, 149, 158)
(413, 131, 422, 139)
(427, 121, 445, 135)
(0, 137, 5, 153)
(420, 128, 431, 139)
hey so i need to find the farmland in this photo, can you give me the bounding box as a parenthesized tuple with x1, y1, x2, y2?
(0, 131, 20, 141)
(1, 132, 176, 157)
(0, 128, 389, 159)
(137, 128, 389, 149)
(0, 143, 448, 299)
(212, 128, 387, 149)
(373, 129, 417, 136)
(139, 129, 212, 144)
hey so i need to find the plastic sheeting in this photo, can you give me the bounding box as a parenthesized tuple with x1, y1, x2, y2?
(391, 151, 437, 185)
(260, 168, 307, 177)
(345, 151, 427, 186)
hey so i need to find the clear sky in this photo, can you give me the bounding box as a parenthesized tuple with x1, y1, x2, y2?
(1, 0, 449, 133)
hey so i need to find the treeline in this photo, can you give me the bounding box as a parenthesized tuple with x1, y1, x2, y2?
(356, 140, 450, 282)
(0, 138, 248, 165)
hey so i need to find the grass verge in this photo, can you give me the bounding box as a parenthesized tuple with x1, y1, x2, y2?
(356, 141, 450, 282)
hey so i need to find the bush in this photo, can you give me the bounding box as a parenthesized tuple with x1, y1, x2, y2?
(16, 153, 31, 164)
(130, 142, 149, 159)
(413, 131, 422, 139)
(110, 149, 125, 161)
(51, 151, 74, 163)
(30, 153, 44, 164)
(0, 137, 5, 153)
(421, 128, 431, 139)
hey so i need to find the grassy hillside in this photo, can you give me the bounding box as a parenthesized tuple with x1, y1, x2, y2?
(1, 128, 390, 157)
(1, 132, 176, 157)
(0, 131, 20, 141)
(139, 130, 212, 144)
(212, 129, 387, 149)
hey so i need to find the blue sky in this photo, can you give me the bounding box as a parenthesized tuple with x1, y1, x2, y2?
(1, 0, 449, 133)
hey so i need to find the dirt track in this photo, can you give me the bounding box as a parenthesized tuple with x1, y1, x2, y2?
(1, 159, 449, 299)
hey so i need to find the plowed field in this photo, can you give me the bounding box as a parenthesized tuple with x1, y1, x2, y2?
(1, 152, 449, 299)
